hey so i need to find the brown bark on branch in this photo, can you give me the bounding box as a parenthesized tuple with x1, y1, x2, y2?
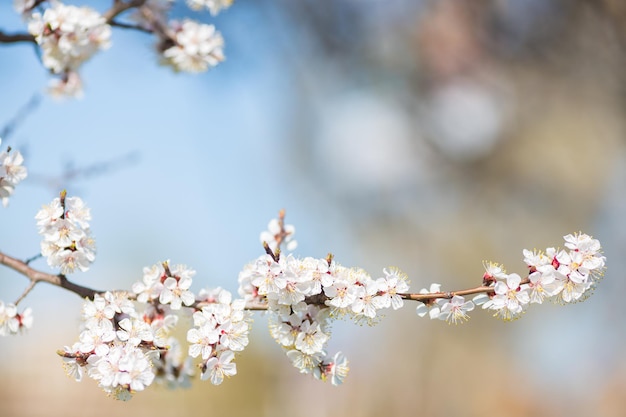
(1, 249, 516, 309)
(0, 251, 101, 300)
(0, 30, 36, 44)
(399, 278, 530, 303)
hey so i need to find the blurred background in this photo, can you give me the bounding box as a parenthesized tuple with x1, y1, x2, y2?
(1, 0, 626, 416)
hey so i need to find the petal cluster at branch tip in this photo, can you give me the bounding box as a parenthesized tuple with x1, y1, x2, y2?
(35, 194, 96, 274)
(0, 138, 28, 207)
(414, 233, 606, 322)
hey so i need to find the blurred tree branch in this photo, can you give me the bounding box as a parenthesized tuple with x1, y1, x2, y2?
(0, 30, 36, 44)
(0, 251, 101, 301)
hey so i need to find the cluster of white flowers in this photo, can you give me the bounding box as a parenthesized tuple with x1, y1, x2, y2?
(132, 261, 196, 310)
(60, 262, 251, 399)
(133, 261, 252, 384)
(415, 233, 606, 323)
(186, 0, 233, 15)
(238, 248, 409, 383)
(162, 19, 225, 73)
(524, 233, 605, 301)
(0, 301, 33, 336)
(60, 290, 192, 400)
(0, 139, 28, 207)
(187, 287, 251, 384)
(11, 1, 233, 97)
(25, 2, 111, 97)
(35, 193, 96, 274)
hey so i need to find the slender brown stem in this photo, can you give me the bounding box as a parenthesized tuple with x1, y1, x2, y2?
(15, 280, 37, 305)
(400, 277, 531, 303)
(0, 251, 101, 300)
(2, 248, 517, 311)
(275, 209, 287, 248)
(0, 30, 36, 44)
(1, 249, 271, 310)
(0, 93, 41, 141)
(25, 253, 43, 265)
(263, 241, 279, 263)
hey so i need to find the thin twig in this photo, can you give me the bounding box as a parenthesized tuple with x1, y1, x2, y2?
(0, 30, 36, 44)
(27, 151, 139, 191)
(0, 93, 42, 141)
(275, 209, 287, 248)
(400, 278, 530, 303)
(24, 253, 43, 265)
(0, 249, 272, 310)
(0, 251, 101, 300)
(14, 280, 37, 306)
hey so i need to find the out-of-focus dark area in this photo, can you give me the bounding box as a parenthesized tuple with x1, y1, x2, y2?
(2, 0, 626, 416)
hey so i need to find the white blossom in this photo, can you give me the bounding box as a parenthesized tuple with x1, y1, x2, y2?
(438, 295, 474, 324)
(132, 263, 166, 303)
(159, 274, 195, 310)
(162, 20, 224, 73)
(82, 294, 115, 330)
(202, 350, 237, 385)
(415, 283, 443, 319)
(27, 3, 111, 74)
(36, 194, 96, 273)
(294, 320, 329, 355)
(0, 302, 20, 335)
(375, 267, 410, 310)
(78, 323, 116, 357)
(187, 323, 219, 360)
(286, 349, 324, 374)
(0, 139, 28, 207)
(489, 273, 530, 321)
(116, 318, 154, 347)
(318, 351, 349, 386)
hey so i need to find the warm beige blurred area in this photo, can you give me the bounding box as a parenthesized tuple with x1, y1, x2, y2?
(3, 0, 626, 416)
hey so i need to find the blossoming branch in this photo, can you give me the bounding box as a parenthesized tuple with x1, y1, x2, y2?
(0, 140, 607, 399)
